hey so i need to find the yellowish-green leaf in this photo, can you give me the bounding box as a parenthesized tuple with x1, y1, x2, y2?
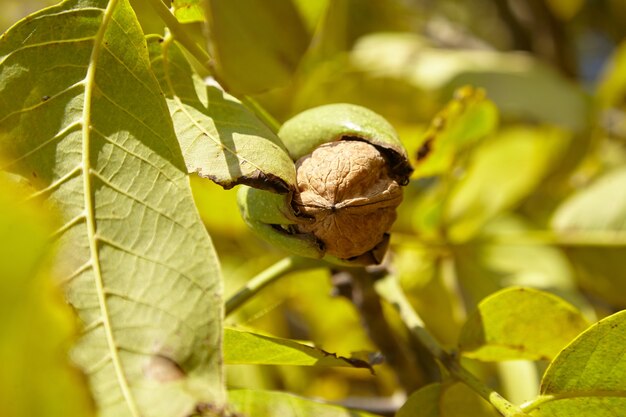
(0, 1, 224, 415)
(523, 310, 626, 416)
(445, 126, 571, 242)
(351, 33, 588, 132)
(397, 382, 499, 417)
(551, 167, 626, 307)
(0, 175, 94, 417)
(452, 215, 588, 314)
(545, 0, 585, 20)
(205, 0, 309, 94)
(596, 40, 626, 111)
(413, 86, 498, 178)
(228, 389, 381, 417)
(459, 287, 589, 361)
(172, 0, 203, 23)
(224, 328, 373, 371)
(148, 35, 296, 192)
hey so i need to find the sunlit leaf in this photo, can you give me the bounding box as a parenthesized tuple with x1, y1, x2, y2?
(596, 41, 626, 110)
(205, 0, 309, 94)
(397, 382, 499, 417)
(148, 35, 296, 192)
(523, 310, 626, 416)
(412, 86, 498, 178)
(228, 389, 381, 417)
(452, 215, 588, 313)
(0, 176, 94, 417)
(292, 0, 330, 32)
(445, 126, 571, 242)
(0, 0, 224, 415)
(545, 0, 585, 20)
(551, 167, 626, 306)
(172, 0, 203, 23)
(224, 328, 373, 371)
(351, 33, 588, 132)
(459, 287, 589, 361)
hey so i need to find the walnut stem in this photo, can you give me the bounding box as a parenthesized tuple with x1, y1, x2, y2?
(225, 256, 322, 316)
(375, 275, 529, 417)
(331, 268, 431, 392)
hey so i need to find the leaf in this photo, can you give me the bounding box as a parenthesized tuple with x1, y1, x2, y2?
(545, 0, 585, 20)
(172, 0, 204, 23)
(228, 389, 381, 417)
(523, 310, 626, 416)
(551, 167, 626, 306)
(596, 40, 626, 110)
(0, 1, 224, 416)
(459, 287, 589, 361)
(0, 175, 94, 417)
(452, 215, 588, 313)
(224, 328, 374, 371)
(397, 383, 440, 417)
(350, 33, 588, 132)
(444, 126, 571, 242)
(205, 0, 309, 94)
(147, 35, 296, 193)
(412, 86, 498, 178)
(397, 382, 499, 417)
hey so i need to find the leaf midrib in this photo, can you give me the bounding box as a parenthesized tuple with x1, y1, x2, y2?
(82, 1, 140, 416)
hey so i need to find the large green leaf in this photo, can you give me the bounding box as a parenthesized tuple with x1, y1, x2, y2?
(147, 35, 295, 192)
(205, 0, 309, 94)
(459, 287, 589, 361)
(228, 389, 381, 417)
(397, 382, 499, 417)
(452, 215, 589, 316)
(0, 176, 94, 417)
(0, 1, 224, 416)
(350, 33, 588, 132)
(523, 310, 626, 416)
(551, 167, 626, 306)
(444, 126, 571, 242)
(224, 328, 373, 370)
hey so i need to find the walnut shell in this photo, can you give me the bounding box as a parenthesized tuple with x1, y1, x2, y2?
(293, 140, 403, 259)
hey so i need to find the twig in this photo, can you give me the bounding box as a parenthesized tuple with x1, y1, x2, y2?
(331, 268, 433, 392)
(225, 256, 322, 316)
(375, 276, 529, 417)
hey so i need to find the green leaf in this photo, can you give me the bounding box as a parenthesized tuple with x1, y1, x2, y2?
(0, 1, 224, 415)
(397, 382, 499, 417)
(459, 287, 589, 361)
(445, 126, 571, 242)
(597, 41, 626, 110)
(0, 175, 94, 417)
(224, 328, 373, 371)
(452, 215, 587, 312)
(205, 0, 309, 94)
(551, 167, 626, 306)
(228, 389, 381, 417)
(172, 0, 204, 23)
(413, 86, 498, 178)
(553, 167, 626, 233)
(523, 310, 626, 416)
(147, 35, 296, 193)
(351, 33, 588, 132)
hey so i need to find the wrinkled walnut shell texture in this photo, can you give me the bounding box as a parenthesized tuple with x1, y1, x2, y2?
(293, 140, 403, 259)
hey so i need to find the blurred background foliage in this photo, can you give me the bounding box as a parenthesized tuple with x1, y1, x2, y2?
(2, 0, 626, 414)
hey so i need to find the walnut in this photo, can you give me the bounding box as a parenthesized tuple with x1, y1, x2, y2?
(293, 140, 403, 259)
